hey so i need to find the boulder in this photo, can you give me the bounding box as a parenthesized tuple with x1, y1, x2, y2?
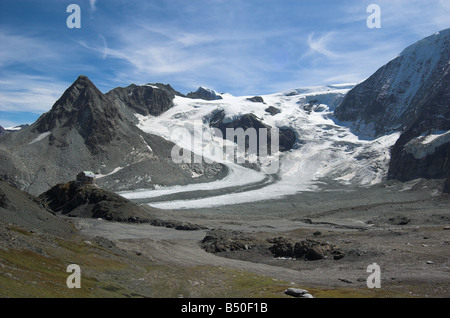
(305, 244, 325, 260)
(284, 288, 314, 298)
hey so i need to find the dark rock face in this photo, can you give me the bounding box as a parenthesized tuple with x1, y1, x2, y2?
(389, 141, 450, 182)
(33, 76, 178, 139)
(187, 87, 222, 100)
(0, 126, 5, 137)
(388, 69, 450, 182)
(278, 128, 296, 152)
(210, 110, 296, 153)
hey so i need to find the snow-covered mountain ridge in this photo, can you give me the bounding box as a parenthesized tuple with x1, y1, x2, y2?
(335, 28, 450, 139)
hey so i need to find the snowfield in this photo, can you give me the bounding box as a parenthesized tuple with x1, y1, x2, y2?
(119, 85, 403, 209)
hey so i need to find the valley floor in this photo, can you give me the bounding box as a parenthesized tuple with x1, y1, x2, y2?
(1, 179, 449, 298)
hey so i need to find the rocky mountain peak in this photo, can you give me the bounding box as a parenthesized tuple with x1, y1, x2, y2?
(59, 75, 104, 109)
(187, 86, 223, 100)
(33, 75, 109, 133)
(73, 74, 94, 87)
(30, 75, 124, 156)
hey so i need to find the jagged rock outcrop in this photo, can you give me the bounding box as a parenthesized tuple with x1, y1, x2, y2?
(0, 126, 5, 137)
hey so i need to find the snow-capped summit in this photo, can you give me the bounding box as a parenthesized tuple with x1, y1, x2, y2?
(335, 28, 450, 139)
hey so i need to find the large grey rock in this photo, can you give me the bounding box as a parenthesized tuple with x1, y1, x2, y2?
(305, 244, 325, 261)
(284, 288, 314, 298)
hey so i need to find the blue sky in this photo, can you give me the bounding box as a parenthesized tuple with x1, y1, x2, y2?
(0, 0, 449, 127)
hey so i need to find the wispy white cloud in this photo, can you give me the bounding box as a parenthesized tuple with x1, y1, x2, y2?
(0, 30, 61, 68)
(0, 74, 69, 113)
(304, 32, 340, 59)
(76, 19, 299, 94)
(89, 0, 97, 13)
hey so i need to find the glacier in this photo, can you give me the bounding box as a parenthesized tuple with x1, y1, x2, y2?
(119, 84, 402, 209)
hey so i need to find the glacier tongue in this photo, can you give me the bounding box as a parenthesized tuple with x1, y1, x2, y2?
(129, 85, 401, 209)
